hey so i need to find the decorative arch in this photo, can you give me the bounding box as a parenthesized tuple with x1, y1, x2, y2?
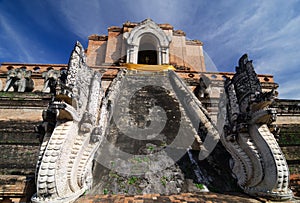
(138, 34, 158, 64)
(124, 19, 171, 65)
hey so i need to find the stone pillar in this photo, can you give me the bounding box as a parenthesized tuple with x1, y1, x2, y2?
(126, 46, 131, 63)
(161, 47, 169, 65)
(158, 47, 162, 65)
(133, 45, 138, 64)
(127, 45, 138, 64)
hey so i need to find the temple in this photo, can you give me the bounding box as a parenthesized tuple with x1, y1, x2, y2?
(86, 19, 205, 70)
(0, 19, 299, 203)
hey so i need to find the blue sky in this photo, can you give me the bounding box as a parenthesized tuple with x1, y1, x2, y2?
(0, 0, 300, 99)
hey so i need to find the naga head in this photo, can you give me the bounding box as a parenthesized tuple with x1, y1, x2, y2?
(229, 54, 277, 126)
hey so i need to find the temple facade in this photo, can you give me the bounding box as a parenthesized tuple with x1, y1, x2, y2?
(86, 19, 205, 71)
(0, 19, 275, 95)
(0, 19, 299, 202)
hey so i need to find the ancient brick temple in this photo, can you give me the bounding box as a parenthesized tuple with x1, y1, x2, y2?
(0, 19, 299, 203)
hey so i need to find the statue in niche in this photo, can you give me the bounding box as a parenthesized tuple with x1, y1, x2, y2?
(194, 74, 211, 99)
(3, 68, 34, 92)
(42, 68, 61, 94)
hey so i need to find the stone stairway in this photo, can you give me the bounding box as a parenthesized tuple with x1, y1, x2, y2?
(88, 70, 238, 196)
(90, 70, 204, 195)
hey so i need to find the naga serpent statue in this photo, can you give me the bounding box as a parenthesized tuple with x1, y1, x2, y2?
(32, 41, 106, 202)
(217, 54, 293, 200)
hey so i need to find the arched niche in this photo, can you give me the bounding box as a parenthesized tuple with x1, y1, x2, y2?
(138, 34, 158, 65)
(124, 19, 171, 65)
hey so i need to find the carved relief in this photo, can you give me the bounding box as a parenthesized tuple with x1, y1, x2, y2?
(31, 44, 294, 202)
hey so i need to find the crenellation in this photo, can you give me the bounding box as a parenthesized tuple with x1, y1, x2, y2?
(186, 39, 203, 46)
(173, 29, 186, 36)
(88, 34, 108, 41)
(107, 26, 122, 32)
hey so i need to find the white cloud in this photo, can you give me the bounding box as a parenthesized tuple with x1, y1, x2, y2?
(124, 0, 198, 25)
(186, 0, 300, 99)
(47, 0, 106, 39)
(0, 12, 34, 62)
(278, 79, 300, 99)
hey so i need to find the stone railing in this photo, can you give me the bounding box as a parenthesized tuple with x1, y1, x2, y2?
(168, 70, 219, 159)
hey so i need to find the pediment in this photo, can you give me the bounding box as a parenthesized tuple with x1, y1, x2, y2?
(124, 19, 171, 47)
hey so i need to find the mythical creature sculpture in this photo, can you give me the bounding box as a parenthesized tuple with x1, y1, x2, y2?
(32, 42, 105, 202)
(42, 68, 61, 93)
(218, 54, 293, 200)
(3, 68, 34, 92)
(194, 74, 211, 99)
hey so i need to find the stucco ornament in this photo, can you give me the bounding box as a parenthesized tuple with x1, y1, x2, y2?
(124, 19, 172, 65)
(32, 41, 104, 203)
(217, 54, 293, 200)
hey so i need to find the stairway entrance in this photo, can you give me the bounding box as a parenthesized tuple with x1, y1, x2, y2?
(89, 69, 236, 195)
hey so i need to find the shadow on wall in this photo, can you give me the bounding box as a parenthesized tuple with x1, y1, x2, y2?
(169, 54, 193, 71)
(111, 34, 124, 64)
(21, 176, 36, 202)
(95, 42, 107, 66)
(0, 175, 36, 203)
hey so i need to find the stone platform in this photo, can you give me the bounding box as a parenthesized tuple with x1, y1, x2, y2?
(76, 192, 300, 203)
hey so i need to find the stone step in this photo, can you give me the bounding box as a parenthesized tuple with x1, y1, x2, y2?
(0, 145, 39, 173)
(0, 175, 35, 201)
(90, 72, 224, 195)
(75, 192, 263, 203)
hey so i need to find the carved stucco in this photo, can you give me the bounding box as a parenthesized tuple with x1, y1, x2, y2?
(32, 41, 105, 202)
(124, 19, 172, 65)
(217, 54, 293, 200)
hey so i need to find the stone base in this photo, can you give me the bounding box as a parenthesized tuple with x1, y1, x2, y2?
(75, 192, 298, 203)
